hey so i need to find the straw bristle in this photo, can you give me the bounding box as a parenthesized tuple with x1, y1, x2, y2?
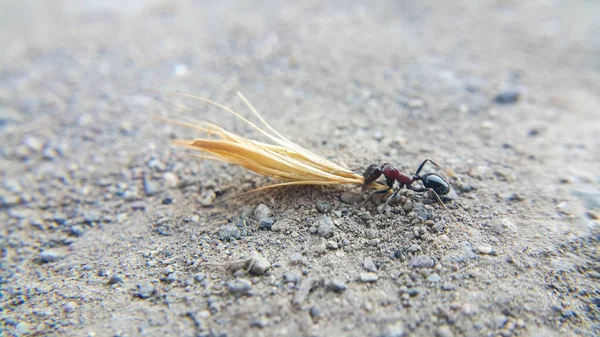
(161, 92, 386, 192)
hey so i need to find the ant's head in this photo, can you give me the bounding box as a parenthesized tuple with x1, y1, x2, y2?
(363, 164, 382, 185)
(420, 173, 451, 196)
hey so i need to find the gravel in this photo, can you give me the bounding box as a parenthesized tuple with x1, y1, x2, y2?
(70, 225, 85, 237)
(135, 283, 155, 299)
(107, 275, 124, 285)
(258, 217, 274, 230)
(194, 273, 205, 283)
(408, 255, 435, 268)
(271, 219, 293, 232)
(427, 273, 441, 282)
(316, 216, 335, 238)
(253, 204, 271, 220)
(39, 250, 62, 263)
(363, 256, 378, 272)
(359, 272, 379, 282)
(248, 252, 271, 275)
(218, 225, 241, 242)
(283, 271, 301, 284)
(227, 279, 252, 295)
(143, 176, 160, 196)
(326, 279, 347, 292)
(494, 90, 520, 104)
(316, 200, 331, 213)
(476, 245, 494, 255)
(383, 323, 405, 337)
(436, 325, 454, 337)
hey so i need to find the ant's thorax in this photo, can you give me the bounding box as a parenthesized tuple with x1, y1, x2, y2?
(381, 164, 413, 185)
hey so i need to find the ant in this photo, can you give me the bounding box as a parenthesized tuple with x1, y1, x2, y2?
(362, 159, 451, 203)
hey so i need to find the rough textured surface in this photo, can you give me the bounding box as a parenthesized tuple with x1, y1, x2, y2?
(1, 1, 599, 336)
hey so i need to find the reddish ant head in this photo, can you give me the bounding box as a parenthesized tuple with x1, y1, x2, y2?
(419, 173, 451, 195)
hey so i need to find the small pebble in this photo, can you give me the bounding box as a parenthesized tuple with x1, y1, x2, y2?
(383, 323, 405, 337)
(64, 301, 77, 313)
(290, 252, 304, 264)
(432, 222, 445, 233)
(16, 322, 30, 334)
(258, 218, 274, 230)
(408, 255, 434, 268)
(248, 252, 271, 275)
(363, 257, 377, 272)
(39, 250, 62, 263)
(358, 211, 372, 221)
(326, 240, 339, 249)
(163, 172, 179, 188)
(360, 272, 379, 283)
(250, 317, 269, 328)
(365, 229, 378, 240)
(84, 211, 102, 223)
(476, 245, 494, 255)
(198, 190, 216, 206)
(316, 216, 335, 238)
(107, 275, 124, 285)
(194, 273, 205, 282)
(586, 211, 599, 220)
(227, 279, 252, 295)
(3, 180, 23, 193)
(314, 237, 327, 254)
(143, 176, 159, 196)
(70, 225, 84, 237)
(326, 279, 347, 292)
(442, 282, 456, 291)
(42, 146, 58, 160)
(427, 273, 441, 283)
(163, 265, 175, 275)
(436, 325, 454, 337)
(166, 272, 178, 283)
(408, 244, 421, 252)
(218, 225, 241, 242)
(253, 204, 271, 220)
(283, 271, 301, 284)
(494, 90, 520, 104)
(407, 288, 420, 296)
(136, 283, 155, 298)
(507, 193, 525, 201)
(309, 306, 321, 321)
(271, 219, 293, 232)
(23, 136, 44, 151)
(316, 201, 331, 213)
(495, 315, 508, 329)
(456, 182, 475, 193)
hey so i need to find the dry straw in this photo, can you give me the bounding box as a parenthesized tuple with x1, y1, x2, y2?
(157, 91, 387, 195)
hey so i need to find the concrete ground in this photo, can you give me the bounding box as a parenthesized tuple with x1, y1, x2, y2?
(1, 1, 599, 336)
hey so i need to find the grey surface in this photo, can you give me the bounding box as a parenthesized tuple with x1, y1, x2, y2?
(1, 1, 600, 336)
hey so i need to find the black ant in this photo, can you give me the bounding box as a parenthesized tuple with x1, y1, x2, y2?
(362, 159, 451, 203)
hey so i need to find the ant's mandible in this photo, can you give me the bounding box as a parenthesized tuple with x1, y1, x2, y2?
(363, 159, 451, 200)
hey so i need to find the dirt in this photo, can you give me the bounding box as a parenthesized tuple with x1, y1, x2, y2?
(1, 1, 599, 336)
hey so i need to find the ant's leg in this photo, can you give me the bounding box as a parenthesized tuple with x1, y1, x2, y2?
(373, 187, 392, 195)
(414, 158, 442, 176)
(368, 177, 394, 195)
(386, 184, 405, 203)
(410, 186, 428, 193)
